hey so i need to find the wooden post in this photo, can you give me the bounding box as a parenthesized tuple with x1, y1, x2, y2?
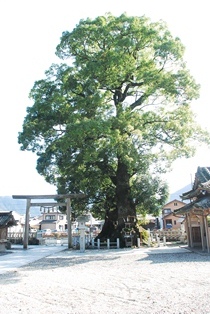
(188, 214, 193, 248)
(66, 197, 72, 249)
(204, 215, 210, 253)
(23, 199, 31, 249)
(185, 215, 189, 246)
(200, 215, 205, 251)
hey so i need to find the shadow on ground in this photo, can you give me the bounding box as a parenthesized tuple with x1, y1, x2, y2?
(136, 251, 210, 264)
(0, 270, 20, 285)
(21, 254, 121, 272)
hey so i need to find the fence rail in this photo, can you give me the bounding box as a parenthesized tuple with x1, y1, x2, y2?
(152, 229, 187, 242)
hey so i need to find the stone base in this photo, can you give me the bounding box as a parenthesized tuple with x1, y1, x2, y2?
(0, 240, 7, 252)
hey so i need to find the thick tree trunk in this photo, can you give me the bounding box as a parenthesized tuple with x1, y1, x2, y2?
(115, 159, 134, 228)
(96, 158, 139, 247)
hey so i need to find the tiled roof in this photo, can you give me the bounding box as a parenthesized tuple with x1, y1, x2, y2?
(181, 189, 201, 200)
(174, 196, 210, 215)
(180, 167, 210, 200)
(193, 196, 210, 209)
(0, 211, 16, 227)
(200, 180, 210, 191)
(195, 167, 210, 185)
(177, 167, 210, 214)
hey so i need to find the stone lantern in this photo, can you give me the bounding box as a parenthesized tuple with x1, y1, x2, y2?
(76, 214, 89, 252)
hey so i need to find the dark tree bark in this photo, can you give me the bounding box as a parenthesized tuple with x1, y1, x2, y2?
(96, 158, 139, 247)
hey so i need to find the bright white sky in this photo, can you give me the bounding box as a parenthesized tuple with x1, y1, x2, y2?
(0, 0, 209, 196)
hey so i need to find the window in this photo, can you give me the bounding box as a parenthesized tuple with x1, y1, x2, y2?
(165, 219, 172, 228)
(174, 220, 176, 225)
(59, 215, 64, 220)
(45, 215, 56, 220)
(163, 208, 171, 214)
(174, 202, 178, 206)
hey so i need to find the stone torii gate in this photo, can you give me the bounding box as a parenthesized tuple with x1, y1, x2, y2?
(12, 194, 85, 249)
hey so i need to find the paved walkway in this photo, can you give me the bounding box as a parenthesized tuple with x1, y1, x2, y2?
(0, 244, 191, 274)
(0, 245, 66, 274)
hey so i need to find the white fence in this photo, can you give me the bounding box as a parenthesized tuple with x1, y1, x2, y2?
(92, 238, 120, 249)
(7, 232, 145, 249)
(7, 232, 37, 244)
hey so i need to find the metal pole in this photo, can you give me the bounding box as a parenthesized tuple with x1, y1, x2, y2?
(66, 197, 72, 249)
(23, 199, 31, 249)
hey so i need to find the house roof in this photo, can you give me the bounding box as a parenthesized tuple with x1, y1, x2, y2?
(162, 212, 174, 219)
(0, 211, 17, 228)
(40, 220, 57, 224)
(163, 199, 186, 207)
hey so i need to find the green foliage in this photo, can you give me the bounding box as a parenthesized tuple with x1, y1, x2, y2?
(131, 174, 169, 216)
(137, 218, 150, 226)
(140, 228, 149, 243)
(18, 13, 210, 221)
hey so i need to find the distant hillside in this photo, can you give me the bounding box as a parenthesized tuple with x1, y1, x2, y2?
(0, 196, 42, 216)
(169, 184, 192, 202)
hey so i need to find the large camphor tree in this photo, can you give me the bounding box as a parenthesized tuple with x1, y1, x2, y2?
(18, 14, 209, 245)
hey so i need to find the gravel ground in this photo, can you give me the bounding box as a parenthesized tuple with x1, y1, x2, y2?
(0, 248, 210, 314)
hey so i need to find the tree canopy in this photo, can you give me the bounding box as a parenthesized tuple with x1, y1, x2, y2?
(18, 13, 210, 242)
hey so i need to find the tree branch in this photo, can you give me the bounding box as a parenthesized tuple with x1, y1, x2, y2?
(130, 93, 147, 110)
